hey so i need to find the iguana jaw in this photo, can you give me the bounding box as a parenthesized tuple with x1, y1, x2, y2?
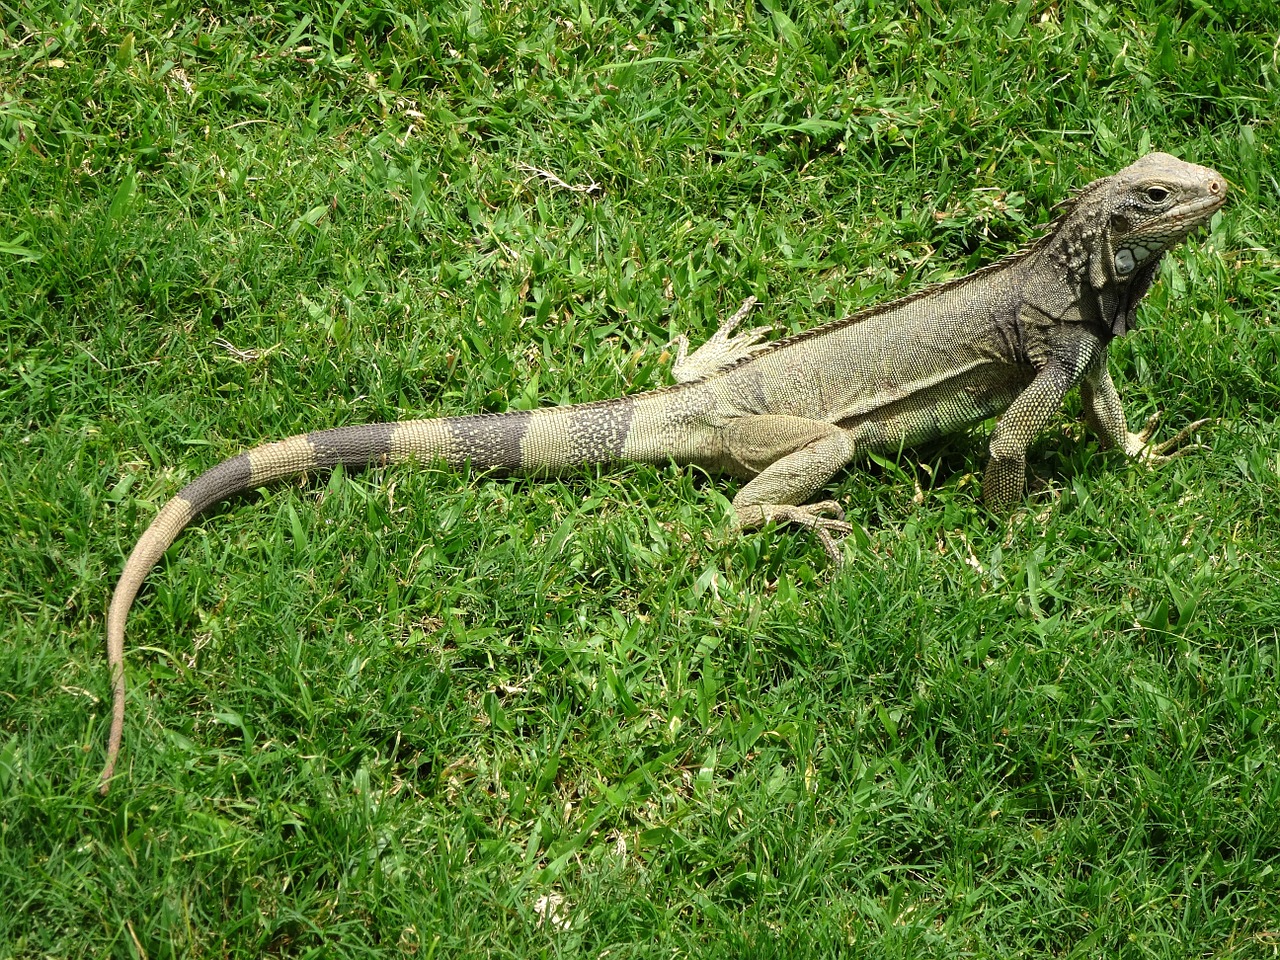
(1115, 191, 1225, 268)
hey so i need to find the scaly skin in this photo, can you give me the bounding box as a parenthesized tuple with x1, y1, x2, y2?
(99, 153, 1226, 792)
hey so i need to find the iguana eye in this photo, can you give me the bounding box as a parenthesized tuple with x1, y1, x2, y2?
(1146, 186, 1170, 203)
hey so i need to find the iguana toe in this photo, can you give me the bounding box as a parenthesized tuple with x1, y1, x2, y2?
(758, 502, 854, 564)
(670, 297, 770, 383)
(1127, 415, 1214, 462)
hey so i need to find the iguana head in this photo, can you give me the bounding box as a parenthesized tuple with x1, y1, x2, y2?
(1047, 152, 1227, 336)
(1101, 152, 1227, 280)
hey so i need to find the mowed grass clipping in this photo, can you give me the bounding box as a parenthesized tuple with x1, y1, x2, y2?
(3, 0, 1280, 956)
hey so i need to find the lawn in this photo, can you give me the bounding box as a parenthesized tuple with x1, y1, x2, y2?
(3, 0, 1280, 956)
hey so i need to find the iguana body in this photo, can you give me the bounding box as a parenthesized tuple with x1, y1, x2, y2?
(100, 153, 1226, 791)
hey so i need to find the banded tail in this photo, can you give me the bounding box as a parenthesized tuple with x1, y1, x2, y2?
(99, 392, 704, 793)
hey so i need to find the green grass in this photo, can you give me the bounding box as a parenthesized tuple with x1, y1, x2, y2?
(3, 0, 1280, 956)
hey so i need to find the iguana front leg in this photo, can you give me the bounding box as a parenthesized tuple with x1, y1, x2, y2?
(725, 414, 857, 562)
(1080, 361, 1211, 461)
(983, 360, 1082, 512)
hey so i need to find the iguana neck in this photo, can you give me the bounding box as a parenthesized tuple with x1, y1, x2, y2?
(1030, 216, 1164, 342)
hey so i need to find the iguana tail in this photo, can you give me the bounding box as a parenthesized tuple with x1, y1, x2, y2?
(100, 396, 668, 793)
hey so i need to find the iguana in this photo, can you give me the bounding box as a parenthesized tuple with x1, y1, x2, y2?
(99, 152, 1226, 792)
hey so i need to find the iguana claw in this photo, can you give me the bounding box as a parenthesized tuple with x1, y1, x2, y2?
(760, 501, 854, 564)
(1127, 413, 1214, 462)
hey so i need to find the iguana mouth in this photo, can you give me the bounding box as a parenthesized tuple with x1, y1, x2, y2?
(1179, 178, 1229, 220)
(1182, 189, 1228, 218)
(1136, 189, 1227, 246)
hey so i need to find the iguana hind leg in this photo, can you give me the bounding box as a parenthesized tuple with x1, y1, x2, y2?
(726, 415, 857, 563)
(671, 297, 770, 383)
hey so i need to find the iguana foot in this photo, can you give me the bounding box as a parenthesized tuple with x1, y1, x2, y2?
(1124, 413, 1214, 462)
(671, 297, 770, 383)
(737, 500, 854, 564)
